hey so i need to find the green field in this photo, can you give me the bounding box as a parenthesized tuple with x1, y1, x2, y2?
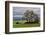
(13, 20, 40, 28)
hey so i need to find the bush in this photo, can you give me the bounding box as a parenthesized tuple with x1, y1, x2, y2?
(16, 22, 19, 24)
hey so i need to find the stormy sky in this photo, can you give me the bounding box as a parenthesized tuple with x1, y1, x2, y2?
(13, 7, 40, 17)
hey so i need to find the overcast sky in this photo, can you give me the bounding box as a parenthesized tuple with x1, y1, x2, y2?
(13, 7, 40, 17)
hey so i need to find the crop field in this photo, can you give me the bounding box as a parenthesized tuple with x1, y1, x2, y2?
(13, 20, 40, 28)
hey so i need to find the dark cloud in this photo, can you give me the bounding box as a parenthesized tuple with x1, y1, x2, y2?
(13, 7, 40, 17)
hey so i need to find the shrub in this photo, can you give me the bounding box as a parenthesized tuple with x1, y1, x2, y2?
(16, 22, 19, 24)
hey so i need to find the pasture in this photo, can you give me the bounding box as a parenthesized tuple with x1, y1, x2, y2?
(13, 20, 40, 28)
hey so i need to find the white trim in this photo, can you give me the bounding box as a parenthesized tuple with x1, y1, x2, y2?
(9, 3, 43, 32)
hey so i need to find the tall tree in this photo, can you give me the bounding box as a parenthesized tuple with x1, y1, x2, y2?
(24, 10, 34, 22)
(24, 10, 39, 23)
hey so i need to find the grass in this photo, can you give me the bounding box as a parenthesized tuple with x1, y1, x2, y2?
(13, 20, 40, 28)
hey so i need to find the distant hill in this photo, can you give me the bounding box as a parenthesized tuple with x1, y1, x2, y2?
(13, 17, 26, 20)
(13, 14, 40, 20)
